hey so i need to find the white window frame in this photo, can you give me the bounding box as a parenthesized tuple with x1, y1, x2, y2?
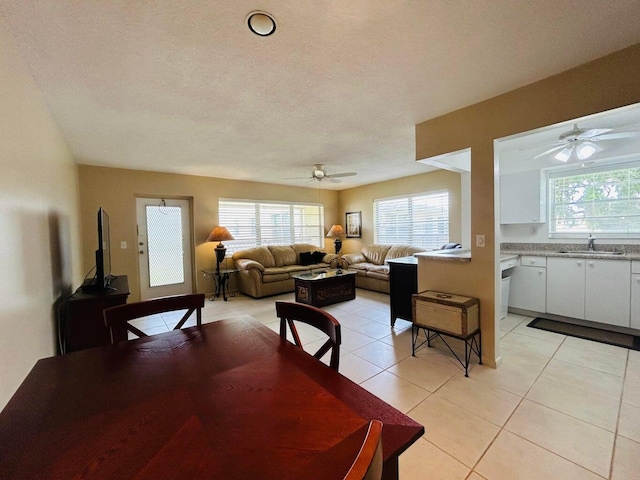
(218, 199, 325, 253)
(548, 159, 640, 239)
(373, 190, 450, 249)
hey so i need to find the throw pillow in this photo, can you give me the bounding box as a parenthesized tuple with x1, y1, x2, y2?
(311, 251, 326, 263)
(300, 252, 313, 266)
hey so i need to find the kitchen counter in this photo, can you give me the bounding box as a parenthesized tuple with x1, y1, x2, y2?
(501, 249, 640, 261)
(415, 249, 471, 263)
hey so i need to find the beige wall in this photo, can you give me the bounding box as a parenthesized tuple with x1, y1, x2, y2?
(77, 166, 340, 302)
(415, 43, 640, 368)
(337, 169, 462, 254)
(0, 18, 81, 408)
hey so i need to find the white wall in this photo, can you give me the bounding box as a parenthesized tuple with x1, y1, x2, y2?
(0, 17, 81, 409)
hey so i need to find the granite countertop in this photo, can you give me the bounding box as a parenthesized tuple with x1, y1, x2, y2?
(501, 243, 640, 261)
(415, 249, 471, 263)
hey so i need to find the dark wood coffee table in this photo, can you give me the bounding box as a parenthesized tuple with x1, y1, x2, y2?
(292, 269, 357, 307)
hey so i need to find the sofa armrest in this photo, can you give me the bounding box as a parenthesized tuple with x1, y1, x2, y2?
(234, 259, 265, 272)
(322, 253, 339, 264)
(342, 253, 366, 265)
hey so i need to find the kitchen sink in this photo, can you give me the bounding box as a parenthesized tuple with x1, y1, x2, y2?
(555, 249, 625, 256)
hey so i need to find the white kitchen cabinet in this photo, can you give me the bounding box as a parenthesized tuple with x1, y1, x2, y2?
(509, 256, 546, 312)
(585, 259, 630, 327)
(631, 262, 640, 330)
(546, 257, 585, 319)
(500, 170, 546, 224)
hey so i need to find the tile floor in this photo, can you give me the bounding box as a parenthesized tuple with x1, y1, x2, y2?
(138, 289, 640, 479)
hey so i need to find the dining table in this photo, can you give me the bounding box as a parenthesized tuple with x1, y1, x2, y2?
(0, 316, 424, 479)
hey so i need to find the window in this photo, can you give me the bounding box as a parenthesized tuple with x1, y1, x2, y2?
(374, 191, 449, 249)
(219, 199, 325, 253)
(549, 161, 640, 237)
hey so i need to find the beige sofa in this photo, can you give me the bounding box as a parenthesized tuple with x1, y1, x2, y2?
(341, 244, 427, 293)
(231, 244, 338, 298)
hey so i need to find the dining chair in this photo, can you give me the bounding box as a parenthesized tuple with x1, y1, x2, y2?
(104, 293, 206, 343)
(275, 301, 341, 371)
(343, 420, 384, 480)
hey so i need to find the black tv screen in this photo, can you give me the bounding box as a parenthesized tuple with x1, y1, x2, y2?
(95, 207, 112, 289)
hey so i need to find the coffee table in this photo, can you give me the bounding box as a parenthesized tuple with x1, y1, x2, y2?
(292, 269, 357, 307)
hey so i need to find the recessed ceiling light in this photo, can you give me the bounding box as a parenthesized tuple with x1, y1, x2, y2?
(247, 11, 276, 37)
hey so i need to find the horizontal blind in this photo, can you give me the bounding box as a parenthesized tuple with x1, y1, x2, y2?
(549, 162, 640, 236)
(219, 199, 324, 254)
(374, 191, 449, 249)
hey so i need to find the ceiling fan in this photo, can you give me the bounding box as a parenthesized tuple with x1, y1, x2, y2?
(532, 123, 639, 162)
(288, 164, 357, 183)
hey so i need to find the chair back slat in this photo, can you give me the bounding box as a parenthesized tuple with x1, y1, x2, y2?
(344, 420, 383, 480)
(104, 294, 205, 344)
(275, 301, 341, 371)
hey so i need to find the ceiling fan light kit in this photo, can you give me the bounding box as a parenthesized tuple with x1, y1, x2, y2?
(535, 123, 638, 163)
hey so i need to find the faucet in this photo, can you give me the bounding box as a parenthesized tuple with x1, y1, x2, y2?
(587, 234, 596, 251)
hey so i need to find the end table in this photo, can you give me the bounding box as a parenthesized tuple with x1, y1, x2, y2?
(201, 269, 239, 301)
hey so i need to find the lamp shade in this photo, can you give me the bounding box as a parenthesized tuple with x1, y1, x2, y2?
(326, 225, 345, 238)
(206, 226, 234, 243)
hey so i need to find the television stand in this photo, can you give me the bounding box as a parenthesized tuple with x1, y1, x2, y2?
(62, 275, 130, 353)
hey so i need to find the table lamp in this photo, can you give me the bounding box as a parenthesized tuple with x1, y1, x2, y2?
(206, 226, 235, 273)
(326, 224, 345, 254)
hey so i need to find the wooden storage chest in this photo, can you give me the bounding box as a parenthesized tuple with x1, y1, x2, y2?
(413, 290, 479, 336)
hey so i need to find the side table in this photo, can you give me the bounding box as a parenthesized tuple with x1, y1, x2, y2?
(201, 269, 239, 301)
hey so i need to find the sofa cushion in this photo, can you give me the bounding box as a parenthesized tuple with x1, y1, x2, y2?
(284, 265, 313, 274)
(366, 270, 390, 281)
(367, 264, 390, 275)
(386, 244, 427, 262)
(349, 262, 376, 272)
(268, 245, 297, 267)
(262, 267, 290, 283)
(291, 244, 322, 262)
(361, 244, 392, 265)
(232, 246, 275, 268)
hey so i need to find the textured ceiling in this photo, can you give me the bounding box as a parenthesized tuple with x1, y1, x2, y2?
(2, 1, 640, 190)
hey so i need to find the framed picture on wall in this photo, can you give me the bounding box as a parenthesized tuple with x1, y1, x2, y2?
(345, 211, 362, 238)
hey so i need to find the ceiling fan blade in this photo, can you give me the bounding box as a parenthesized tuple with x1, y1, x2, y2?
(532, 145, 565, 159)
(591, 131, 639, 141)
(328, 178, 341, 183)
(284, 176, 314, 180)
(326, 172, 357, 178)
(575, 128, 611, 139)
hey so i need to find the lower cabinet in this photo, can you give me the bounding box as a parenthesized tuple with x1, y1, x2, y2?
(631, 261, 640, 330)
(546, 257, 585, 319)
(509, 256, 546, 312)
(546, 257, 630, 327)
(585, 259, 630, 327)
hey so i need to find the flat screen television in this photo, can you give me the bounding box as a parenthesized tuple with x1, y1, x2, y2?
(95, 207, 112, 289)
(83, 207, 114, 292)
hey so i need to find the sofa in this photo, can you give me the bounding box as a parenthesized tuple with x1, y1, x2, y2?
(341, 244, 427, 293)
(231, 244, 338, 298)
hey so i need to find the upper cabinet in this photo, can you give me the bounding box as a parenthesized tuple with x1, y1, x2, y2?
(500, 170, 546, 224)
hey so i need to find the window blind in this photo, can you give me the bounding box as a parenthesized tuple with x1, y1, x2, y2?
(219, 199, 325, 253)
(374, 191, 449, 249)
(549, 161, 640, 237)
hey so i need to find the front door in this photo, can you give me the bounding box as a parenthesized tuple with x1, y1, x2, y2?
(136, 197, 194, 300)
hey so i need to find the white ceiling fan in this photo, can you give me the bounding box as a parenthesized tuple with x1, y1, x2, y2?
(288, 164, 357, 183)
(532, 123, 639, 162)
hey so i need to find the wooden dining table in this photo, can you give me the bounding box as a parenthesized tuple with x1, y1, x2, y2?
(0, 316, 424, 479)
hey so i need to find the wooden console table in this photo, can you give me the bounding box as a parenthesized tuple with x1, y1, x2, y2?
(61, 275, 130, 353)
